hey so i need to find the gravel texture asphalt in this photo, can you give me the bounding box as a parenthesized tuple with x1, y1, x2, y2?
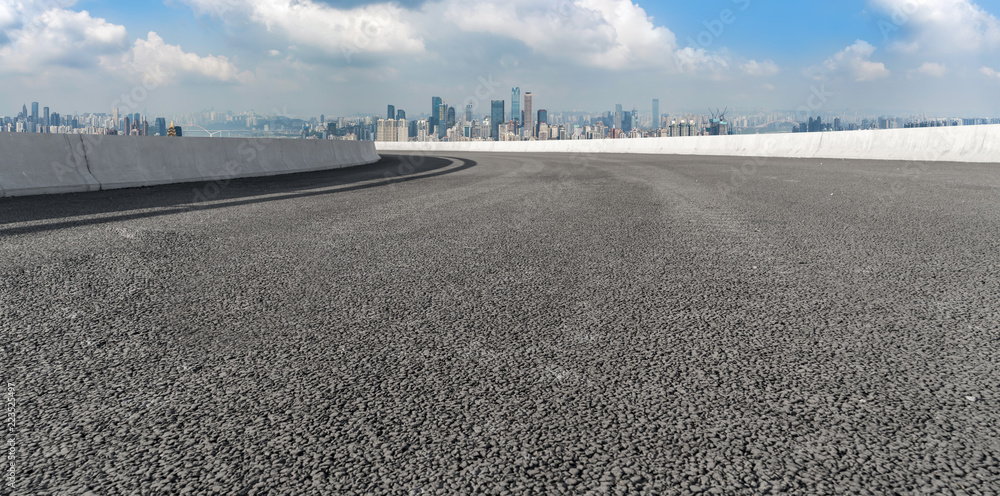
(1, 152, 999, 495)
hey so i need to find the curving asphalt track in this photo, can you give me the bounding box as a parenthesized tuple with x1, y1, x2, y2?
(2, 152, 999, 495)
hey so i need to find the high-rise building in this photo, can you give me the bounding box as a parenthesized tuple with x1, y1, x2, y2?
(377, 118, 398, 141)
(464, 104, 473, 123)
(431, 96, 442, 129)
(42, 107, 49, 133)
(628, 109, 638, 133)
(447, 106, 456, 128)
(113, 107, 119, 130)
(613, 104, 622, 130)
(652, 99, 660, 130)
(511, 87, 521, 125)
(416, 119, 429, 142)
(167, 121, 182, 137)
(490, 100, 505, 141)
(154, 117, 167, 137)
(523, 92, 533, 139)
(396, 109, 405, 120)
(396, 119, 408, 142)
(437, 103, 448, 138)
(388, 105, 395, 120)
(30, 102, 38, 133)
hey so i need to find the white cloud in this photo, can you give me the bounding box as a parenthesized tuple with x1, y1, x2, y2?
(0, 6, 127, 73)
(807, 40, 890, 82)
(105, 31, 254, 84)
(914, 61, 947, 77)
(870, 0, 1000, 53)
(673, 47, 729, 75)
(0, 2, 18, 30)
(179, 0, 425, 57)
(981, 66, 1000, 80)
(741, 59, 779, 76)
(440, 0, 678, 70)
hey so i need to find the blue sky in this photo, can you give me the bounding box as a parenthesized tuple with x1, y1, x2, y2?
(1, 0, 999, 118)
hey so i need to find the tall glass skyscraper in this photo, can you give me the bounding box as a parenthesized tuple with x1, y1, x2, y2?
(490, 100, 505, 141)
(511, 87, 521, 126)
(431, 96, 442, 128)
(652, 99, 660, 130)
(437, 103, 448, 138)
(154, 117, 167, 137)
(523, 92, 533, 139)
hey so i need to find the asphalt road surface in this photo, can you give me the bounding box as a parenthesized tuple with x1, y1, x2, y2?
(2, 152, 999, 495)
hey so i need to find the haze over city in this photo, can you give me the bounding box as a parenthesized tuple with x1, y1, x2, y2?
(1, 0, 1000, 117)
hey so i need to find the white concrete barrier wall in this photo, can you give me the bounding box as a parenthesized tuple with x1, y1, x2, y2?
(0, 135, 380, 197)
(0, 133, 101, 197)
(376, 125, 1000, 163)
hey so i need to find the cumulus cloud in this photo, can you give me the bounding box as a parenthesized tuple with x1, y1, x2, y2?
(673, 47, 729, 75)
(806, 40, 890, 82)
(870, 0, 1000, 53)
(179, 0, 425, 57)
(440, 0, 678, 70)
(0, 6, 127, 73)
(741, 59, 779, 76)
(981, 66, 1000, 80)
(0, 2, 18, 31)
(913, 61, 947, 77)
(104, 31, 254, 84)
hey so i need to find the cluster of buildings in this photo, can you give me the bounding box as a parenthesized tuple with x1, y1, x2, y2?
(376, 91, 738, 142)
(0, 102, 183, 136)
(5, 99, 999, 141)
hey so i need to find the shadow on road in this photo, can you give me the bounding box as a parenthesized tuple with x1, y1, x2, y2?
(0, 154, 476, 235)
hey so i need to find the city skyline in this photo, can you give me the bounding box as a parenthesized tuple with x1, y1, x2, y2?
(0, 1, 999, 117)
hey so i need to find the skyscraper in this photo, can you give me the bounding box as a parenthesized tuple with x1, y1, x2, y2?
(43, 107, 49, 133)
(447, 106, 456, 129)
(511, 87, 521, 125)
(464, 104, 473, 123)
(490, 100, 505, 141)
(523, 92, 533, 139)
(431, 96, 442, 129)
(30, 102, 38, 133)
(388, 105, 395, 120)
(154, 117, 167, 137)
(113, 107, 119, 130)
(537, 109, 547, 136)
(613, 104, 622, 130)
(396, 109, 405, 120)
(437, 102, 448, 138)
(652, 99, 660, 130)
